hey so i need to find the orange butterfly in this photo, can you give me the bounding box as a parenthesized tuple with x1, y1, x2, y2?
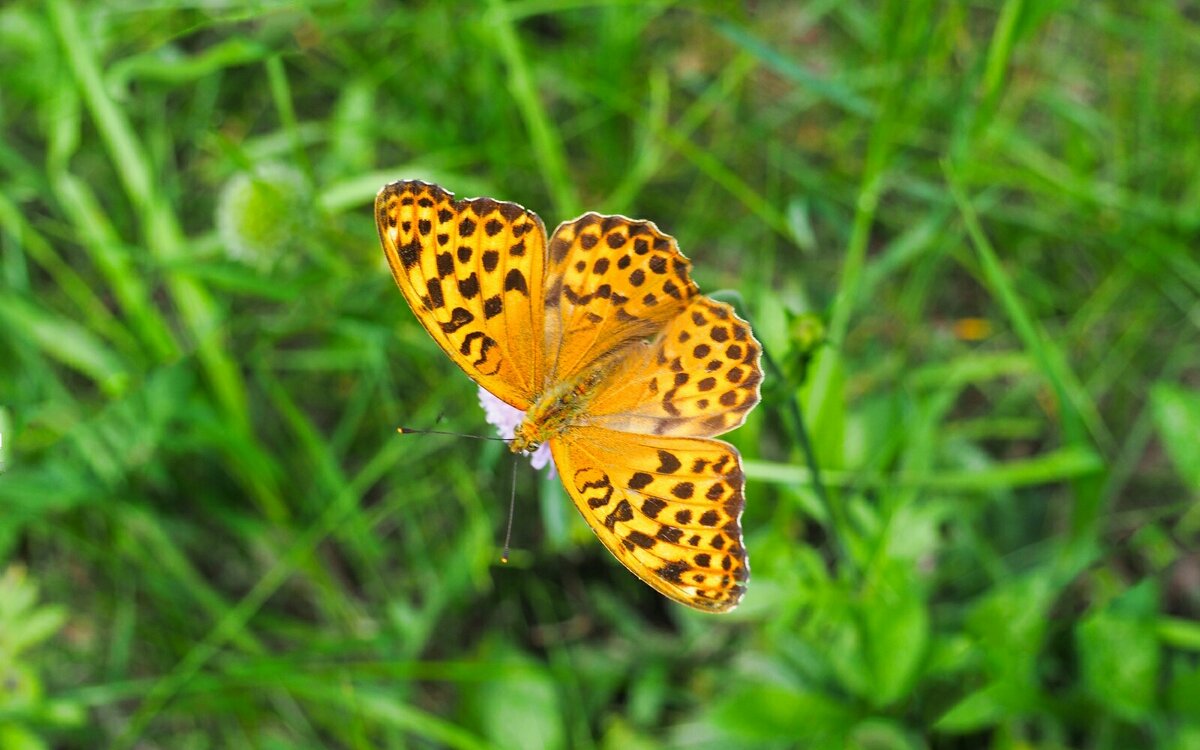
(376, 181, 762, 612)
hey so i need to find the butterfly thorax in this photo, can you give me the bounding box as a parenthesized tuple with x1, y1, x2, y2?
(510, 373, 602, 454)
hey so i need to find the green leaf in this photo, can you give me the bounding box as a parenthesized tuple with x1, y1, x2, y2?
(1077, 581, 1161, 721)
(0, 567, 66, 658)
(599, 718, 660, 750)
(0, 296, 127, 394)
(937, 575, 1054, 731)
(1168, 725, 1200, 750)
(0, 407, 9, 473)
(935, 681, 1017, 733)
(1158, 617, 1200, 652)
(1151, 382, 1200, 491)
(464, 647, 565, 750)
(714, 20, 873, 117)
(167, 259, 306, 301)
(4, 608, 66, 657)
(745, 445, 1102, 490)
(825, 613, 872, 702)
(801, 351, 846, 469)
(969, 575, 1050, 650)
(0, 724, 48, 750)
(1167, 658, 1200, 717)
(862, 566, 929, 708)
(712, 683, 859, 745)
(848, 718, 923, 750)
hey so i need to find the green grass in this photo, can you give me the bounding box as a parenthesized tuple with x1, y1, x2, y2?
(2, 1, 1199, 748)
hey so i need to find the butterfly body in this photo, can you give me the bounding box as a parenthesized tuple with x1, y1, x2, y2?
(511, 372, 594, 453)
(377, 180, 762, 612)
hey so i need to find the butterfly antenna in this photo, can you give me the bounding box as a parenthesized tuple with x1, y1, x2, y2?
(396, 426, 509, 442)
(500, 457, 518, 563)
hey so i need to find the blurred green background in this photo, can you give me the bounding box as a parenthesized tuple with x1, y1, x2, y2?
(2, 0, 1199, 748)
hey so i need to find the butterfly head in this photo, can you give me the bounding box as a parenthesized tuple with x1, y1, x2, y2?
(510, 420, 542, 455)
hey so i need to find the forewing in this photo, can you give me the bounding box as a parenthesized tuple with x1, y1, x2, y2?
(550, 426, 749, 612)
(543, 214, 698, 383)
(587, 296, 763, 438)
(376, 180, 546, 409)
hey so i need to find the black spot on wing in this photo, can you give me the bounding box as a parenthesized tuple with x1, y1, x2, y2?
(656, 525, 683, 543)
(504, 269, 529, 295)
(470, 197, 499, 216)
(398, 238, 421, 269)
(439, 307, 474, 334)
(603, 499, 634, 530)
(498, 202, 525, 221)
(641, 497, 667, 518)
(458, 273, 480, 299)
(426, 278, 444, 308)
(626, 530, 656, 549)
(655, 451, 681, 473)
(549, 237, 570, 262)
(671, 482, 694, 499)
(655, 560, 688, 584)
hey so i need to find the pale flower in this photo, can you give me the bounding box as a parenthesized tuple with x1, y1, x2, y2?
(477, 387, 556, 478)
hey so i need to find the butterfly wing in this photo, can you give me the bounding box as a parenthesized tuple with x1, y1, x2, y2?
(542, 214, 699, 383)
(541, 213, 758, 610)
(586, 296, 763, 438)
(376, 180, 547, 409)
(550, 426, 749, 612)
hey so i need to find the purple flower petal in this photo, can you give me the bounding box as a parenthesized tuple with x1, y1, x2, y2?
(476, 387, 521, 439)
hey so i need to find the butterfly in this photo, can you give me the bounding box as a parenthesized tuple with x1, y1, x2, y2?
(376, 180, 762, 612)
